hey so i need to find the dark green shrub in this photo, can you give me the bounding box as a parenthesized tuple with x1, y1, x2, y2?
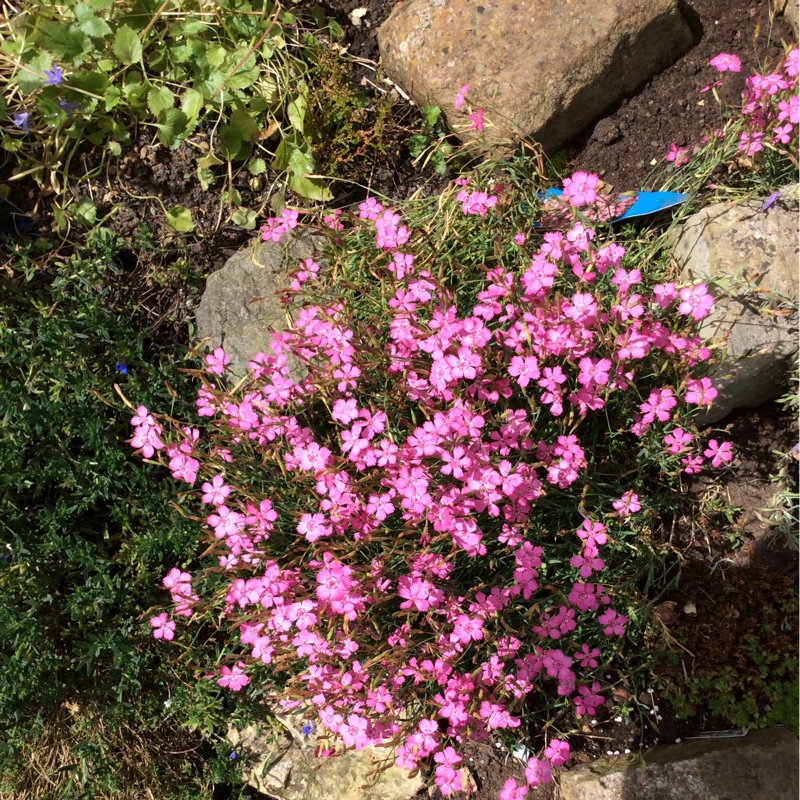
(0, 232, 252, 798)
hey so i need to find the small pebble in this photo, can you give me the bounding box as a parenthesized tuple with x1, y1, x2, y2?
(607, 750, 613, 755)
(675, 738, 681, 744)
(614, 716, 623, 722)
(624, 749, 631, 754)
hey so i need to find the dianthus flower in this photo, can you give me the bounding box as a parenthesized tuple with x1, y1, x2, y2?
(678, 283, 714, 321)
(457, 189, 498, 217)
(612, 490, 641, 516)
(525, 756, 552, 787)
(562, 171, 599, 207)
(217, 662, 250, 691)
(704, 439, 733, 467)
(499, 778, 528, 800)
(205, 347, 229, 375)
(150, 612, 175, 640)
(260, 208, 299, 243)
(684, 377, 717, 406)
(469, 108, 484, 131)
(544, 739, 570, 767)
(665, 142, 690, 168)
(709, 52, 741, 73)
(358, 197, 384, 220)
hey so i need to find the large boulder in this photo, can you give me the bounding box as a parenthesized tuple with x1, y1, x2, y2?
(378, 0, 692, 153)
(667, 187, 799, 424)
(195, 232, 323, 382)
(560, 727, 799, 800)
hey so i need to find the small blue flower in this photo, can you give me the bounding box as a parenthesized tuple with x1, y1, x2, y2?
(301, 723, 313, 735)
(229, 750, 237, 760)
(115, 362, 128, 375)
(760, 191, 780, 213)
(44, 63, 64, 86)
(11, 112, 29, 134)
(59, 99, 80, 119)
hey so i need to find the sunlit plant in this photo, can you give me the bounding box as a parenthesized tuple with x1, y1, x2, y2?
(127, 162, 733, 796)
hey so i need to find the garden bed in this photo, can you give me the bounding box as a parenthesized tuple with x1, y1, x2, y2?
(0, 0, 796, 798)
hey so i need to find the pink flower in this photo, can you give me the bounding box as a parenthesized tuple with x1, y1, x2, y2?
(499, 778, 528, 800)
(562, 171, 599, 207)
(677, 284, 714, 321)
(297, 512, 332, 542)
(469, 108, 484, 131)
(665, 142, 689, 168)
(544, 739, 570, 767)
(784, 48, 799, 78)
(206, 347, 229, 375)
(685, 377, 717, 406)
(704, 439, 733, 467)
(574, 682, 605, 717)
(709, 52, 741, 73)
(201, 475, 230, 506)
(260, 208, 299, 243)
(324, 209, 343, 231)
(598, 608, 627, 636)
(525, 756, 552, 787)
(217, 662, 250, 691)
(514, 232, 527, 246)
(508, 355, 540, 388)
(665, 428, 692, 456)
(358, 197, 384, 220)
(612, 490, 641, 517)
(454, 84, 470, 110)
(457, 189, 497, 217)
(150, 612, 175, 640)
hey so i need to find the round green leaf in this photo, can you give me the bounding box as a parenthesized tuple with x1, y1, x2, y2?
(165, 206, 194, 232)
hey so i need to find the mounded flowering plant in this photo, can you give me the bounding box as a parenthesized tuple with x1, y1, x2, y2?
(129, 170, 732, 796)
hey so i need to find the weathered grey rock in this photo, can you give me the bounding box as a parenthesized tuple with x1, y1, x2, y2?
(195, 232, 323, 382)
(667, 190, 800, 424)
(772, 0, 799, 39)
(560, 727, 800, 800)
(228, 722, 423, 800)
(378, 0, 692, 153)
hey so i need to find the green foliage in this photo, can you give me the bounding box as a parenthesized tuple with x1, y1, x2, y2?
(407, 103, 453, 174)
(0, 232, 258, 797)
(0, 0, 345, 207)
(757, 359, 799, 550)
(661, 591, 799, 735)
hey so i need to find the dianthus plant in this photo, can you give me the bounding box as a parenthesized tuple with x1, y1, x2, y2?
(130, 174, 730, 797)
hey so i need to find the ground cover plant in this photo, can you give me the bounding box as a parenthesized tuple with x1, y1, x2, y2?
(0, 232, 263, 798)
